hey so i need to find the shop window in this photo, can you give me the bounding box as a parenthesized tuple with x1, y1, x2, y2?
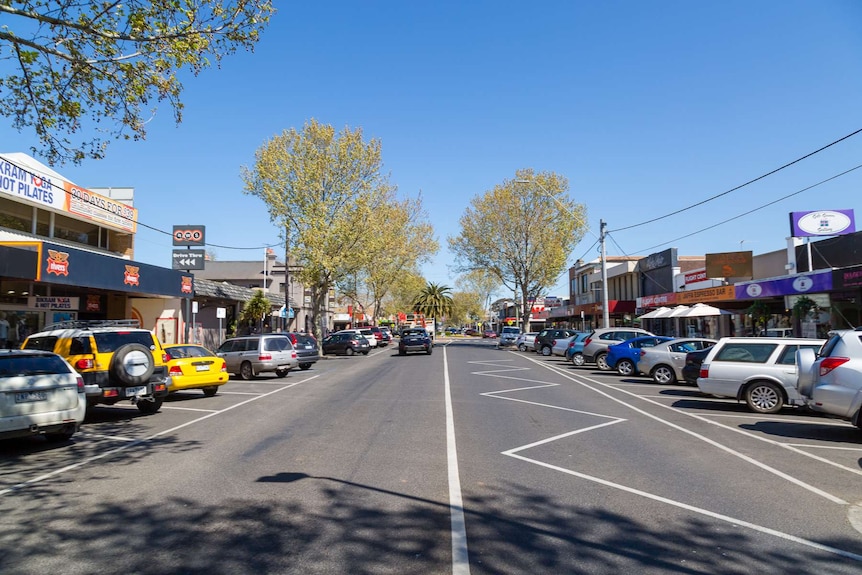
(0, 196, 35, 232)
(53, 212, 100, 247)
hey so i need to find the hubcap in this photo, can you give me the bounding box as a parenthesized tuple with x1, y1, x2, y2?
(751, 386, 779, 411)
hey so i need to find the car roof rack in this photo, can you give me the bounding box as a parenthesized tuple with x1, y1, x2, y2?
(42, 318, 142, 331)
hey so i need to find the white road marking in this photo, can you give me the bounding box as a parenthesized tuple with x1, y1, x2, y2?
(484, 353, 862, 561)
(0, 375, 320, 496)
(216, 391, 263, 396)
(160, 406, 219, 413)
(444, 347, 471, 575)
(77, 433, 137, 442)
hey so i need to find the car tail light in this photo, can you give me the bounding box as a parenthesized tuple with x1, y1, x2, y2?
(259, 353, 272, 361)
(699, 367, 709, 378)
(169, 365, 183, 376)
(103, 389, 119, 398)
(640, 350, 647, 357)
(76, 376, 85, 393)
(220, 361, 227, 372)
(584, 337, 592, 347)
(568, 341, 576, 349)
(154, 383, 167, 393)
(820, 357, 850, 376)
(162, 351, 168, 363)
(552, 339, 557, 346)
(291, 351, 297, 359)
(75, 358, 94, 370)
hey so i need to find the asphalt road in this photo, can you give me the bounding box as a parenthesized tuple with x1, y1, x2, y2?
(2, 337, 862, 574)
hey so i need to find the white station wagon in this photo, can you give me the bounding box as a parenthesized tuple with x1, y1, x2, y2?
(0, 349, 86, 442)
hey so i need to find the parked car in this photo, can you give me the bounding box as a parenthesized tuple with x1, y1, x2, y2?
(515, 332, 538, 352)
(566, 333, 591, 365)
(482, 330, 497, 338)
(216, 334, 299, 380)
(380, 326, 394, 341)
(285, 332, 320, 370)
(499, 326, 521, 347)
(797, 328, 862, 428)
(22, 319, 170, 414)
(399, 328, 433, 355)
(463, 328, 478, 336)
(682, 348, 713, 385)
(338, 328, 378, 348)
(552, 334, 580, 357)
(698, 337, 824, 414)
(534, 328, 579, 357)
(362, 326, 387, 346)
(581, 327, 655, 370)
(635, 338, 717, 383)
(606, 336, 675, 376)
(163, 344, 228, 397)
(0, 349, 86, 442)
(321, 332, 370, 356)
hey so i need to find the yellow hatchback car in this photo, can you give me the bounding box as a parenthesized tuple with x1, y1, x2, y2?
(163, 344, 228, 397)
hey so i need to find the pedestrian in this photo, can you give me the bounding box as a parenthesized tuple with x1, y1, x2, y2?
(0, 313, 10, 349)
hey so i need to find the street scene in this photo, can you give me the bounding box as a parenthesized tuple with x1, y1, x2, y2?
(2, 337, 862, 574)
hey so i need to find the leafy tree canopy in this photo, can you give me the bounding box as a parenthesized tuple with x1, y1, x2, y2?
(1, 1, 275, 165)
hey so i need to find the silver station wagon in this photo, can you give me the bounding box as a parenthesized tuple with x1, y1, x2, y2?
(216, 334, 299, 380)
(697, 337, 824, 414)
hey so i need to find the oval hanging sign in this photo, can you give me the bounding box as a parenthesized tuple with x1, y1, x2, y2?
(791, 210, 855, 237)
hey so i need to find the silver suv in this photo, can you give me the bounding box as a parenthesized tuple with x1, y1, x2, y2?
(698, 337, 824, 414)
(797, 329, 862, 429)
(499, 326, 521, 347)
(581, 327, 654, 370)
(216, 334, 298, 380)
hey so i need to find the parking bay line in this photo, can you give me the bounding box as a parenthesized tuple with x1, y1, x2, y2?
(0, 374, 320, 497)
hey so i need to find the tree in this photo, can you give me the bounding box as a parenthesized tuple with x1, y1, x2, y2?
(456, 269, 500, 326)
(413, 282, 453, 329)
(239, 289, 270, 334)
(448, 169, 587, 332)
(241, 119, 398, 344)
(448, 290, 484, 327)
(1, 1, 275, 165)
(747, 300, 772, 336)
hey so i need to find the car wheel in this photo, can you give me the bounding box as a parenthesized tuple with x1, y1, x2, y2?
(275, 368, 290, 378)
(399, 349, 406, 356)
(362, 351, 370, 355)
(541, 346, 552, 356)
(427, 348, 432, 355)
(571, 353, 585, 367)
(110, 343, 155, 386)
(202, 386, 219, 397)
(652, 365, 676, 385)
(595, 353, 610, 371)
(518, 343, 527, 352)
(345, 347, 355, 356)
(745, 381, 784, 414)
(299, 363, 312, 370)
(136, 397, 163, 414)
(617, 359, 635, 376)
(239, 361, 255, 380)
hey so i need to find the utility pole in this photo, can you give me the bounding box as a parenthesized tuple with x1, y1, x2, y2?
(600, 219, 610, 328)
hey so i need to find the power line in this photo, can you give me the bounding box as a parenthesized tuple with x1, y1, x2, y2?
(630, 163, 862, 253)
(610, 127, 862, 233)
(1, 155, 281, 251)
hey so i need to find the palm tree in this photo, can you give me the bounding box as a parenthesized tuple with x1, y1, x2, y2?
(413, 282, 454, 331)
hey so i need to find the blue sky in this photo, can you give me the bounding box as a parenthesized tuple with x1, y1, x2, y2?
(5, 1, 862, 298)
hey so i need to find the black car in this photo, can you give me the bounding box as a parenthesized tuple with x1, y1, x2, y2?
(399, 328, 432, 355)
(285, 332, 320, 370)
(682, 348, 711, 384)
(322, 332, 370, 356)
(534, 328, 579, 356)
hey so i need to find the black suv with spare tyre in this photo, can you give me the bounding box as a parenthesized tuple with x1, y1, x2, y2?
(21, 319, 170, 414)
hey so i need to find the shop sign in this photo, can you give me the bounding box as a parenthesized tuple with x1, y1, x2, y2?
(181, 276, 193, 294)
(28, 296, 79, 310)
(790, 209, 855, 237)
(123, 265, 140, 286)
(637, 293, 677, 308)
(833, 265, 862, 289)
(677, 285, 735, 304)
(86, 295, 101, 312)
(684, 269, 708, 285)
(46, 249, 70, 276)
(706, 251, 753, 278)
(735, 270, 832, 299)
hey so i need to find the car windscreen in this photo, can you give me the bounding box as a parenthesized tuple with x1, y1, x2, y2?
(93, 331, 156, 352)
(0, 354, 72, 376)
(22, 336, 58, 352)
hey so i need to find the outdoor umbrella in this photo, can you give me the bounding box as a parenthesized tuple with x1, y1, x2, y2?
(680, 303, 733, 317)
(637, 306, 671, 320)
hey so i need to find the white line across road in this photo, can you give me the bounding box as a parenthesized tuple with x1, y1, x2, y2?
(479, 353, 862, 563)
(0, 374, 320, 497)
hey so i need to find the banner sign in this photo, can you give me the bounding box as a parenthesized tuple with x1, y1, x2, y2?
(637, 293, 678, 308)
(735, 270, 832, 299)
(706, 251, 753, 278)
(684, 269, 708, 285)
(677, 285, 736, 304)
(790, 209, 855, 237)
(833, 265, 862, 289)
(28, 296, 79, 310)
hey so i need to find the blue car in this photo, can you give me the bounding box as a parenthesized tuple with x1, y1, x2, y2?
(566, 333, 591, 366)
(606, 336, 675, 376)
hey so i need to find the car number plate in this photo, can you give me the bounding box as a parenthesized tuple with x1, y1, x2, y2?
(125, 386, 146, 397)
(15, 391, 48, 403)
(195, 365, 210, 372)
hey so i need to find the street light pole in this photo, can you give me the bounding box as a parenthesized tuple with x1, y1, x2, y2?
(600, 220, 610, 328)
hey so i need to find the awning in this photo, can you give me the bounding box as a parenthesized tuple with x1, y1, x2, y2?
(678, 303, 733, 317)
